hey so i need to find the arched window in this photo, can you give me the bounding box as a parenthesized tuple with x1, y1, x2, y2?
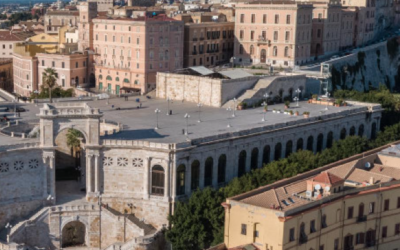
(340, 128, 347, 140)
(176, 164, 185, 196)
(250, 45, 254, 55)
(263, 145, 270, 165)
(371, 122, 377, 139)
(218, 154, 226, 184)
(316, 133, 324, 152)
(358, 124, 365, 137)
(274, 143, 282, 161)
(350, 126, 356, 136)
(358, 203, 365, 218)
(204, 157, 213, 187)
(296, 138, 303, 151)
(299, 222, 306, 244)
(327, 131, 334, 148)
(191, 160, 200, 190)
(285, 140, 293, 157)
(284, 46, 289, 57)
(307, 136, 314, 151)
(151, 165, 164, 196)
(251, 148, 259, 170)
(321, 214, 327, 228)
(273, 46, 278, 56)
(238, 150, 247, 177)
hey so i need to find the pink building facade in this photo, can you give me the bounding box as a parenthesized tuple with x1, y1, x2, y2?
(92, 14, 184, 94)
(13, 53, 39, 97)
(234, 2, 313, 67)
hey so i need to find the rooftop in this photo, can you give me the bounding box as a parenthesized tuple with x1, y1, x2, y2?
(0, 31, 35, 41)
(0, 97, 381, 148)
(230, 145, 400, 215)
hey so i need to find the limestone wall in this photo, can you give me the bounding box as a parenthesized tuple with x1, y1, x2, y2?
(0, 149, 45, 229)
(156, 72, 258, 107)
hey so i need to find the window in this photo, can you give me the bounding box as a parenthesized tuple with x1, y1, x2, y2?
(239, 30, 244, 39)
(356, 232, 364, 244)
(382, 226, 387, 238)
(284, 47, 289, 57)
(273, 46, 277, 57)
(286, 14, 291, 24)
(151, 165, 164, 196)
(62, 78, 65, 87)
(321, 215, 327, 228)
(369, 202, 375, 214)
(289, 228, 295, 242)
(334, 238, 339, 250)
(319, 245, 324, 250)
(358, 203, 364, 218)
(250, 45, 254, 55)
(275, 14, 279, 24)
(250, 31, 255, 40)
(317, 29, 321, 38)
(344, 234, 354, 249)
(299, 223, 306, 244)
(137, 38, 140, 44)
(240, 14, 244, 23)
(384, 199, 390, 211)
(62, 62, 65, 68)
(274, 31, 278, 41)
(397, 197, 400, 208)
(52, 61, 55, 67)
(285, 31, 290, 41)
(263, 14, 267, 23)
(105, 35, 107, 42)
(76, 62, 78, 68)
(251, 14, 255, 23)
(83, 61, 86, 67)
(347, 206, 354, 219)
(241, 224, 247, 235)
(366, 230, 376, 246)
(395, 223, 400, 235)
(176, 164, 185, 196)
(41, 60, 44, 66)
(310, 220, 316, 233)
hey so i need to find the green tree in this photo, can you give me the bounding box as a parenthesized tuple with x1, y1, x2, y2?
(66, 128, 83, 149)
(42, 67, 58, 103)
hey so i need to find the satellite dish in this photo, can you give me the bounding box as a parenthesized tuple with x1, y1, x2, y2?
(325, 186, 331, 192)
(365, 162, 371, 169)
(314, 184, 321, 190)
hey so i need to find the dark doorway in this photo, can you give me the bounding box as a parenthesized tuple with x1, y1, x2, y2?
(62, 221, 86, 248)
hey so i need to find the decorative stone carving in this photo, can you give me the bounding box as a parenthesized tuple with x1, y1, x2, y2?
(117, 157, 128, 167)
(14, 160, 24, 171)
(28, 159, 39, 169)
(103, 157, 113, 166)
(0, 162, 9, 173)
(132, 158, 143, 168)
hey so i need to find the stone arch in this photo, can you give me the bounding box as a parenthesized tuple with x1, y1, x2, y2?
(285, 140, 293, 157)
(176, 164, 186, 196)
(371, 122, 377, 139)
(327, 131, 334, 148)
(274, 143, 282, 161)
(340, 128, 347, 140)
(307, 136, 314, 151)
(62, 220, 86, 248)
(349, 126, 356, 136)
(296, 138, 303, 151)
(316, 133, 324, 152)
(191, 160, 200, 190)
(218, 154, 226, 184)
(251, 147, 259, 170)
(238, 150, 247, 177)
(204, 157, 213, 187)
(358, 124, 365, 137)
(262, 145, 270, 165)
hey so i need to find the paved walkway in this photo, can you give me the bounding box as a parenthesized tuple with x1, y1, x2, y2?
(56, 181, 87, 206)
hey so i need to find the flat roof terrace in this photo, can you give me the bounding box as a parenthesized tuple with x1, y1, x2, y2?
(0, 98, 382, 147)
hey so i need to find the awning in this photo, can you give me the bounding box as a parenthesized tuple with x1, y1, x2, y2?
(121, 87, 140, 92)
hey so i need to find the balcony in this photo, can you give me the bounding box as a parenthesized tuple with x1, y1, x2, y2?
(299, 235, 308, 244)
(192, 38, 198, 42)
(257, 38, 270, 46)
(356, 216, 367, 223)
(199, 37, 205, 41)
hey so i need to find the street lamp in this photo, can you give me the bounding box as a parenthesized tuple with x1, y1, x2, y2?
(262, 101, 267, 122)
(155, 108, 160, 130)
(5, 223, 12, 241)
(166, 97, 171, 115)
(264, 93, 269, 101)
(232, 98, 237, 117)
(184, 113, 190, 135)
(226, 107, 232, 128)
(295, 88, 301, 107)
(325, 92, 330, 111)
(197, 102, 203, 123)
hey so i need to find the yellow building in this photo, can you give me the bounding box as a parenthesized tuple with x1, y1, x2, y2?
(223, 144, 400, 250)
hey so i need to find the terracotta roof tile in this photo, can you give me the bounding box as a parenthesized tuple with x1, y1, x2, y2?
(312, 171, 343, 185)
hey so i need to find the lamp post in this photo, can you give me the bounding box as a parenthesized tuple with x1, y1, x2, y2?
(166, 97, 171, 115)
(155, 108, 160, 130)
(5, 223, 12, 242)
(226, 107, 232, 128)
(232, 98, 237, 117)
(262, 101, 267, 122)
(325, 92, 330, 111)
(184, 113, 190, 135)
(295, 88, 301, 107)
(293, 97, 299, 107)
(197, 102, 203, 123)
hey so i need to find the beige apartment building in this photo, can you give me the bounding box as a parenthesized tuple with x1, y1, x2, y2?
(92, 9, 184, 94)
(176, 13, 234, 67)
(222, 143, 400, 250)
(44, 9, 79, 35)
(234, 2, 313, 67)
(0, 31, 34, 59)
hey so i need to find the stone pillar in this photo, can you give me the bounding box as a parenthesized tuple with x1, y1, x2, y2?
(143, 157, 150, 200)
(164, 161, 170, 201)
(270, 143, 275, 162)
(94, 154, 100, 193)
(212, 153, 219, 188)
(86, 154, 93, 194)
(245, 149, 251, 173)
(42, 151, 56, 201)
(199, 157, 205, 189)
(42, 157, 48, 198)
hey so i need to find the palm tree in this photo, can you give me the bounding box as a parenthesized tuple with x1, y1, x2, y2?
(66, 128, 84, 168)
(42, 67, 58, 103)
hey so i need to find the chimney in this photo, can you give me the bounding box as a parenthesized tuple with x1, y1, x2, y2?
(369, 177, 374, 185)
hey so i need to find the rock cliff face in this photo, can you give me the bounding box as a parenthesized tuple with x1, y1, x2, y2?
(328, 38, 400, 92)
